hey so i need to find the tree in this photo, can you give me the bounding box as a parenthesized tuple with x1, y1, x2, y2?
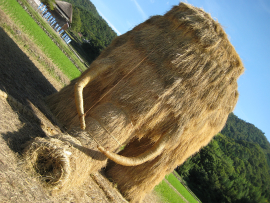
(71, 8, 82, 32)
(177, 133, 270, 202)
(41, 0, 55, 10)
(82, 37, 104, 61)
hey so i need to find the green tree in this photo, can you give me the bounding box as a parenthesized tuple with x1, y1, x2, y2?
(41, 0, 55, 10)
(177, 133, 270, 202)
(82, 37, 104, 61)
(71, 8, 82, 32)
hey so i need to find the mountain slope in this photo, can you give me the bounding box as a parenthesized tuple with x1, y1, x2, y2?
(222, 113, 270, 167)
(63, 0, 117, 45)
(222, 113, 270, 150)
(177, 114, 270, 202)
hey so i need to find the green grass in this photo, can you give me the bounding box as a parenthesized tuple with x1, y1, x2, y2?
(0, 0, 81, 80)
(19, 0, 87, 72)
(155, 180, 186, 203)
(165, 173, 198, 203)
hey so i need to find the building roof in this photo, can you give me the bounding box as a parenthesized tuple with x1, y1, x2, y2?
(55, 1, 73, 23)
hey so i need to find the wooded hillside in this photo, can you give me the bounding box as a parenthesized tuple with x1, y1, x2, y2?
(222, 114, 270, 167)
(57, 0, 117, 63)
(177, 113, 270, 203)
(64, 0, 117, 45)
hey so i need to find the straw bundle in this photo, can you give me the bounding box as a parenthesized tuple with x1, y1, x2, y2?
(24, 134, 94, 192)
(43, 2, 244, 202)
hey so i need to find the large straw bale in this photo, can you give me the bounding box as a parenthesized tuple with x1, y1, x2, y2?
(42, 2, 244, 202)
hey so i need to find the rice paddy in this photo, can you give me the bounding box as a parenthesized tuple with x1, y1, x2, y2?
(0, 0, 82, 80)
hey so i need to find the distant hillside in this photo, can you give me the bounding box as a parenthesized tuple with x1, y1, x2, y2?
(64, 0, 100, 19)
(63, 0, 117, 45)
(222, 113, 269, 149)
(58, 0, 117, 63)
(222, 113, 270, 167)
(177, 114, 270, 203)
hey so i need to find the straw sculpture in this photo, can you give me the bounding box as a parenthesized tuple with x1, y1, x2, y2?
(25, 2, 244, 202)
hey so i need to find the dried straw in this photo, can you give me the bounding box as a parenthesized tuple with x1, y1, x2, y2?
(24, 134, 93, 193)
(44, 2, 244, 202)
(24, 103, 134, 193)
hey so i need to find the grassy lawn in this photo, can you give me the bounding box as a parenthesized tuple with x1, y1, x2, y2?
(155, 180, 186, 203)
(0, 0, 81, 80)
(165, 173, 198, 203)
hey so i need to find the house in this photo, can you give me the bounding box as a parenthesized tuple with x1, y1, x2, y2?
(51, 1, 73, 30)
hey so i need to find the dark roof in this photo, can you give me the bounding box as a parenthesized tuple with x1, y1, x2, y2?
(55, 1, 73, 23)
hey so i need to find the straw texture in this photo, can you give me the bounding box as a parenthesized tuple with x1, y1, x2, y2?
(24, 134, 90, 192)
(43, 2, 244, 202)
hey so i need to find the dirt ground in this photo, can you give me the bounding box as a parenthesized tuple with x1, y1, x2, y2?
(0, 6, 161, 203)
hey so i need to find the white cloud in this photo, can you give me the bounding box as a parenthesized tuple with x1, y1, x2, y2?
(132, 0, 148, 20)
(97, 9, 122, 35)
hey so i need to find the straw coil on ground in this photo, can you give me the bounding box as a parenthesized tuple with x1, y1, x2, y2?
(24, 134, 94, 193)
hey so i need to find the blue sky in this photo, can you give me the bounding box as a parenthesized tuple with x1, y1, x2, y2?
(90, 0, 270, 142)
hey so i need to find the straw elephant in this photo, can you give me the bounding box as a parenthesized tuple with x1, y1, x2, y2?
(27, 2, 244, 202)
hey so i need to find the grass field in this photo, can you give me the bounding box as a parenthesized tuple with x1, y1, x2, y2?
(0, 0, 81, 80)
(165, 173, 199, 203)
(154, 172, 199, 203)
(155, 180, 187, 203)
